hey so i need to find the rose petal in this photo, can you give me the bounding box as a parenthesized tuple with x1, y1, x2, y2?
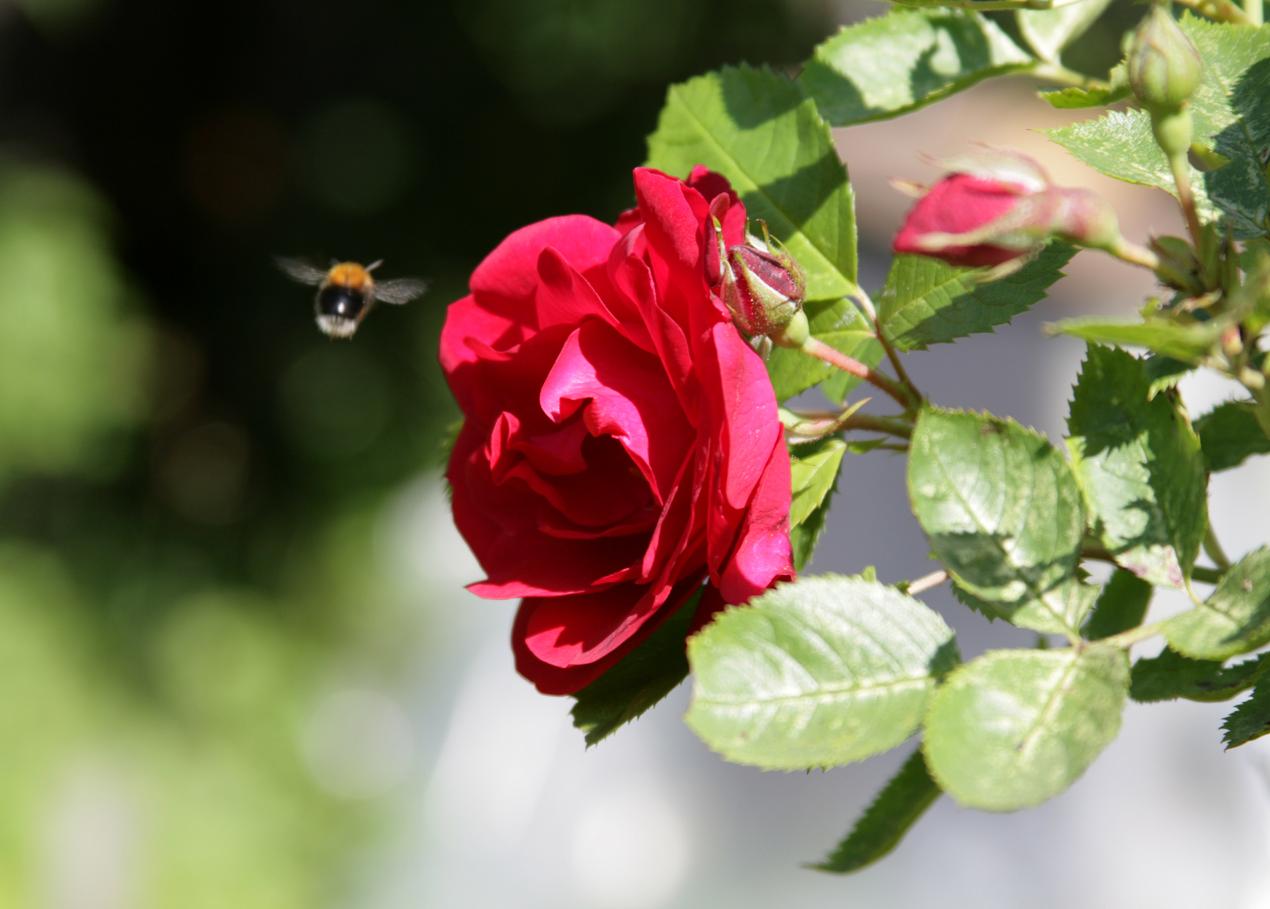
(512, 573, 705, 695)
(539, 322, 693, 502)
(471, 215, 620, 313)
(712, 433, 794, 604)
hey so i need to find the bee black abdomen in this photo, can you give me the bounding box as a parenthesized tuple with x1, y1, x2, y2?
(316, 284, 368, 320)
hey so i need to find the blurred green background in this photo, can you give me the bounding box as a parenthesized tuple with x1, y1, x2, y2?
(0, 0, 831, 904)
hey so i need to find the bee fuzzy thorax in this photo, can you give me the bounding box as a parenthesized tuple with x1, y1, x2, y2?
(326, 262, 374, 290)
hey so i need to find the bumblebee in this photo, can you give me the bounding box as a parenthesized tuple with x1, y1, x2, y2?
(276, 257, 428, 339)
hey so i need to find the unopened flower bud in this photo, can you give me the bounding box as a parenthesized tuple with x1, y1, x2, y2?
(893, 149, 1129, 268)
(720, 223, 807, 338)
(1127, 5, 1203, 115)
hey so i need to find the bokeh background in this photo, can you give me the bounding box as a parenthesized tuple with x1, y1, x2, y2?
(1, 0, 1266, 906)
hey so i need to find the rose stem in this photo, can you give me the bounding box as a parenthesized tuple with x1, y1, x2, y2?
(1203, 525, 1233, 571)
(1168, 153, 1205, 248)
(849, 286, 924, 409)
(785, 408, 913, 441)
(905, 569, 949, 596)
(1106, 238, 1162, 272)
(1173, 0, 1252, 23)
(799, 337, 918, 411)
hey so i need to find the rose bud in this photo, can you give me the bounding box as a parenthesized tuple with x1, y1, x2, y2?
(1127, 5, 1203, 116)
(720, 222, 807, 338)
(893, 149, 1125, 268)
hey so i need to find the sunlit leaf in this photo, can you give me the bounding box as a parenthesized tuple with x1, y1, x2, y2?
(908, 407, 1092, 636)
(923, 645, 1129, 811)
(686, 575, 959, 770)
(800, 8, 1031, 126)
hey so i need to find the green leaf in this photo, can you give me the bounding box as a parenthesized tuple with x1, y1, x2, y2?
(788, 438, 847, 571)
(1047, 316, 1222, 362)
(1144, 355, 1192, 398)
(1130, 647, 1269, 703)
(908, 407, 1092, 637)
(1084, 569, 1153, 640)
(790, 438, 847, 528)
(1166, 548, 1270, 660)
(1038, 62, 1128, 109)
(1048, 16, 1270, 238)
(879, 244, 1076, 351)
(765, 297, 883, 402)
(1018, 0, 1113, 62)
(1067, 346, 1207, 588)
(1222, 679, 1270, 748)
(799, 8, 1031, 127)
(570, 589, 702, 746)
(686, 575, 959, 770)
(1195, 400, 1270, 471)
(923, 645, 1130, 811)
(812, 748, 940, 874)
(647, 64, 857, 301)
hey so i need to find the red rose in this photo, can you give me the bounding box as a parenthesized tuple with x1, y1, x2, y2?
(893, 149, 1121, 268)
(440, 166, 794, 695)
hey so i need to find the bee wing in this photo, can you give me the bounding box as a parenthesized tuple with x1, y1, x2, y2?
(373, 277, 429, 305)
(274, 256, 329, 286)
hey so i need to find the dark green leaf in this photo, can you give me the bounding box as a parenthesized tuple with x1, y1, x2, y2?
(1166, 548, 1270, 660)
(1130, 647, 1269, 703)
(1048, 16, 1270, 238)
(788, 438, 847, 571)
(1195, 400, 1270, 472)
(908, 407, 1093, 636)
(1143, 356, 1192, 398)
(1038, 62, 1128, 109)
(923, 645, 1129, 811)
(570, 590, 701, 746)
(880, 244, 1076, 351)
(1067, 345, 1208, 587)
(812, 749, 940, 874)
(1084, 569, 1153, 640)
(1018, 0, 1113, 62)
(800, 8, 1031, 126)
(1222, 679, 1270, 748)
(686, 575, 959, 770)
(1047, 316, 1221, 362)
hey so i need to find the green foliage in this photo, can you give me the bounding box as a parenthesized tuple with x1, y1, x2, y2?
(908, 408, 1093, 637)
(879, 244, 1076, 351)
(766, 297, 882, 403)
(1049, 16, 1270, 238)
(1221, 679, 1270, 748)
(812, 749, 940, 874)
(800, 8, 1031, 126)
(1048, 316, 1222, 362)
(570, 590, 702, 746)
(1130, 647, 1269, 703)
(1166, 548, 1270, 660)
(1195, 400, 1270, 471)
(647, 64, 857, 300)
(1017, 0, 1113, 62)
(789, 438, 847, 570)
(1084, 569, 1153, 640)
(1067, 345, 1207, 587)
(923, 645, 1130, 811)
(0, 162, 148, 485)
(686, 575, 959, 770)
(646, 64, 881, 401)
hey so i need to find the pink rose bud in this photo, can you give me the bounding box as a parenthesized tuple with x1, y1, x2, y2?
(720, 222, 807, 338)
(893, 149, 1124, 268)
